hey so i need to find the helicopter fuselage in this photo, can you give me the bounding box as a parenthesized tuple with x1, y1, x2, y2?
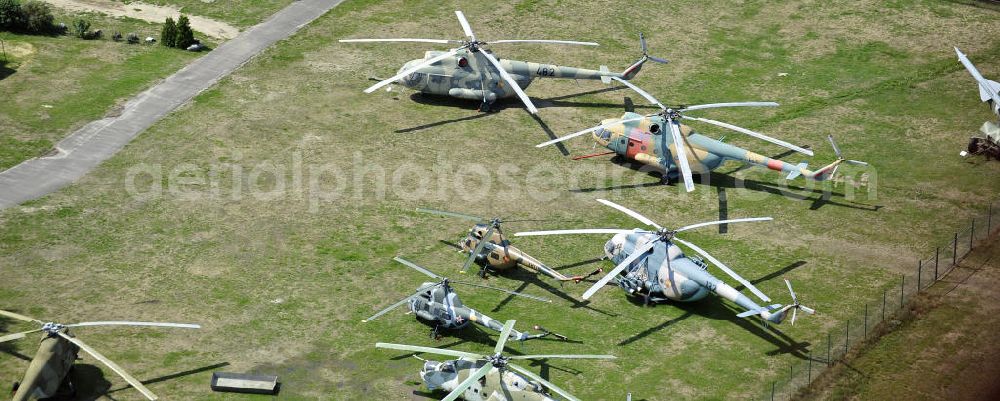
(397, 49, 623, 104)
(459, 224, 581, 282)
(419, 359, 556, 401)
(605, 231, 790, 323)
(592, 112, 839, 182)
(408, 283, 546, 340)
(12, 331, 79, 401)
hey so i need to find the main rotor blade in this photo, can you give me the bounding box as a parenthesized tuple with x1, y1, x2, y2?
(57, 332, 158, 400)
(364, 283, 440, 322)
(675, 217, 772, 233)
(508, 363, 582, 401)
(0, 309, 42, 323)
(610, 76, 664, 109)
(672, 237, 771, 303)
(451, 281, 551, 302)
(416, 208, 484, 222)
(339, 38, 457, 44)
(515, 228, 636, 237)
(494, 320, 516, 353)
(583, 240, 657, 300)
(682, 116, 813, 156)
(462, 224, 495, 273)
(509, 354, 616, 360)
(442, 363, 493, 401)
(480, 50, 538, 114)
(536, 117, 646, 147)
(0, 329, 41, 343)
(455, 10, 476, 41)
(596, 199, 662, 229)
(784, 279, 797, 303)
(828, 135, 843, 158)
(376, 342, 483, 359)
(490, 39, 598, 46)
(680, 102, 779, 112)
(364, 49, 459, 93)
(67, 322, 201, 329)
(394, 257, 444, 280)
(668, 118, 695, 192)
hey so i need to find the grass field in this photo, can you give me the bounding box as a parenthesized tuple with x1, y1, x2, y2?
(0, 10, 205, 170)
(2, 0, 1000, 400)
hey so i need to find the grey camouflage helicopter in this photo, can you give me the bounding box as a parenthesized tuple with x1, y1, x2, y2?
(340, 10, 665, 112)
(0, 309, 199, 401)
(364, 257, 566, 341)
(417, 208, 600, 282)
(377, 319, 615, 401)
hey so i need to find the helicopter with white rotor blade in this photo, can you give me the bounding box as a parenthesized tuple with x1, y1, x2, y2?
(515, 199, 815, 325)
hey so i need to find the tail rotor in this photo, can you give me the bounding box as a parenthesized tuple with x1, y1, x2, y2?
(783, 279, 815, 325)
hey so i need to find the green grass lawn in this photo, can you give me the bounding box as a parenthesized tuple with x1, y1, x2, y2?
(1, 0, 1000, 400)
(0, 11, 203, 170)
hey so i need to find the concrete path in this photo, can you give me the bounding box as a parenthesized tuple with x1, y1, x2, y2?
(0, 0, 344, 209)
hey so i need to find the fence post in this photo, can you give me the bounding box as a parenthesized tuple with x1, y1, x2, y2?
(771, 381, 775, 401)
(808, 350, 813, 382)
(935, 247, 940, 280)
(918, 260, 922, 290)
(864, 304, 868, 338)
(953, 233, 958, 266)
(827, 332, 832, 366)
(900, 275, 904, 308)
(970, 218, 975, 251)
(845, 321, 850, 354)
(989, 202, 993, 233)
(882, 289, 886, 321)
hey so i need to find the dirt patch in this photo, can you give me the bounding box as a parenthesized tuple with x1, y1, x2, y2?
(42, 0, 239, 39)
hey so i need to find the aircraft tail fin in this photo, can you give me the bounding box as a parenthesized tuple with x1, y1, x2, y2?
(785, 163, 808, 180)
(600, 65, 612, 84)
(620, 32, 668, 80)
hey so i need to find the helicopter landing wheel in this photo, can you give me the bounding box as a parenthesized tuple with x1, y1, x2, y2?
(430, 325, 441, 340)
(479, 101, 494, 113)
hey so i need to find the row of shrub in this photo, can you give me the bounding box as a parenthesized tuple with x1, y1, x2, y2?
(0, 0, 55, 34)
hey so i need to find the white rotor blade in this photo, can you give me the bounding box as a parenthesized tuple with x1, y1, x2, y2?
(339, 38, 457, 44)
(846, 160, 869, 166)
(583, 240, 657, 300)
(455, 11, 476, 41)
(480, 50, 538, 114)
(801, 305, 816, 314)
(791, 308, 797, 325)
(672, 237, 771, 302)
(675, 217, 772, 233)
(596, 198, 662, 229)
(451, 281, 551, 303)
(508, 363, 581, 401)
(58, 332, 158, 400)
(364, 283, 439, 322)
(442, 364, 493, 401)
(515, 228, 637, 237)
(509, 354, 616, 360)
(494, 320, 516, 353)
(784, 279, 797, 303)
(490, 39, 598, 46)
(828, 135, 842, 158)
(0, 309, 42, 323)
(536, 117, 646, 147)
(394, 256, 444, 280)
(610, 76, 664, 109)
(681, 102, 779, 112)
(0, 329, 41, 343)
(668, 118, 695, 192)
(364, 49, 459, 94)
(67, 322, 200, 329)
(376, 342, 483, 359)
(682, 116, 813, 156)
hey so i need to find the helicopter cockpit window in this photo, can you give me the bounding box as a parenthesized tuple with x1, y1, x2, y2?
(440, 362, 456, 373)
(595, 127, 612, 141)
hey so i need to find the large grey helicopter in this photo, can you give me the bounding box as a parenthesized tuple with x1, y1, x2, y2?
(364, 257, 566, 341)
(516, 199, 815, 325)
(376, 319, 615, 401)
(340, 10, 666, 112)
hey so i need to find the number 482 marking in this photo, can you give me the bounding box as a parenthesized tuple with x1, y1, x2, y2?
(536, 66, 556, 77)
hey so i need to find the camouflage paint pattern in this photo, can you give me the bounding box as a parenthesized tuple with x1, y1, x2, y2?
(397, 48, 649, 102)
(460, 224, 584, 282)
(592, 112, 847, 182)
(419, 359, 557, 401)
(408, 283, 554, 341)
(604, 231, 791, 324)
(12, 330, 79, 401)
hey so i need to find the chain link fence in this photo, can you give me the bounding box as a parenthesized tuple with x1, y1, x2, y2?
(759, 201, 999, 401)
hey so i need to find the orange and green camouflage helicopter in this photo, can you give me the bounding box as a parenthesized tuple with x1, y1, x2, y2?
(417, 208, 601, 282)
(0, 309, 199, 401)
(340, 11, 666, 113)
(537, 78, 868, 192)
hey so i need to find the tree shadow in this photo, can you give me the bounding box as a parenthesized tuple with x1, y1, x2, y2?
(0, 59, 14, 81)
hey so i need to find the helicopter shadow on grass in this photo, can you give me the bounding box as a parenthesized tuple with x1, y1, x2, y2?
(436, 240, 618, 319)
(569, 156, 882, 212)
(98, 362, 231, 399)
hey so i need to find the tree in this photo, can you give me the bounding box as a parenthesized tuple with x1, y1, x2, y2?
(0, 0, 24, 31)
(174, 15, 194, 49)
(21, 0, 52, 33)
(160, 16, 176, 47)
(72, 18, 89, 38)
